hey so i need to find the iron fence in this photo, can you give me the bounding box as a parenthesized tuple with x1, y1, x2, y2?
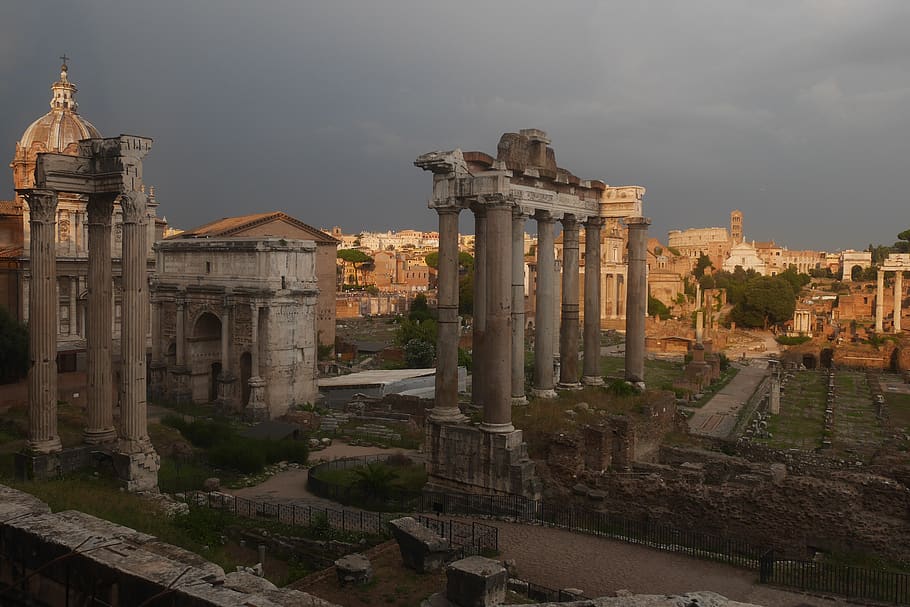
(761, 554, 910, 605)
(183, 491, 498, 557)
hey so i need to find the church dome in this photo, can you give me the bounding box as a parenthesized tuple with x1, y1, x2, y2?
(11, 62, 101, 189)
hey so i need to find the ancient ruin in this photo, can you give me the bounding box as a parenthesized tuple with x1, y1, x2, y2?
(16, 135, 160, 491)
(151, 236, 320, 419)
(415, 129, 648, 497)
(875, 253, 909, 333)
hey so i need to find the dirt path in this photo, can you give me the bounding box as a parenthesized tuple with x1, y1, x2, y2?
(491, 521, 843, 607)
(228, 443, 418, 504)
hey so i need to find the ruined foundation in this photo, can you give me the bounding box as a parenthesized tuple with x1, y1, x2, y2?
(424, 421, 541, 499)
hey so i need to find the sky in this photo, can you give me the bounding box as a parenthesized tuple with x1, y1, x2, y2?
(2, 1, 909, 251)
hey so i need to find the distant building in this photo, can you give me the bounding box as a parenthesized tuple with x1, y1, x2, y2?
(722, 241, 768, 275)
(171, 211, 338, 351)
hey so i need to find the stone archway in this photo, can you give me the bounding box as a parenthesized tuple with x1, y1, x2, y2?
(802, 354, 818, 369)
(851, 265, 864, 281)
(191, 312, 221, 403)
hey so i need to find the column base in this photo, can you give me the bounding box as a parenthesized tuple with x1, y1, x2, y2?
(480, 421, 515, 434)
(217, 375, 238, 413)
(112, 447, 160, 493)
(149, 361, 167, 400)
(27, 436, 63, 455)
(83, 427, 117, 446)
(428, 407, 469, 424)
(557, 382, 582, 391)
(168, 366, 192, 403)
(511, 396, 529, 406)
(530, 388, 558, 400)
(581, 375, 604, 386)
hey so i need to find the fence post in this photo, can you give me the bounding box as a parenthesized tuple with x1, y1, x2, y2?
(759, 550, 773, 584)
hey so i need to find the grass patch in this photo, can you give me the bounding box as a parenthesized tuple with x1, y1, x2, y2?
(600, 356, 683, 391)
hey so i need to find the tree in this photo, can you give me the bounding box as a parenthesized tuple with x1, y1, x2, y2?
(648, 295, 671, 320)
(404, 338, 435, 368)
(424, 250, 473, 271)
(730, 276, 796, 329)
(693, 254, 713, 279)
(409, 293, 432, 322)
(337, 249, 373, 286)
(0, 307, 28, 384)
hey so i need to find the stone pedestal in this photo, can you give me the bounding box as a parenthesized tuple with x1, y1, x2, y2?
(217, 374, 237, 413)
(168, 367, 192, 403)
(148, 361, 167, 401)
(445, 556, 507, 607)
(424, 420, 540, 499)
(112, 449, 161, 493)
(245, 377, 269, 421)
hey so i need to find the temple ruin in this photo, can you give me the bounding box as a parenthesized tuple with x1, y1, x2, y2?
(16, 136, 160, 491)
(415, 129, 648, 498)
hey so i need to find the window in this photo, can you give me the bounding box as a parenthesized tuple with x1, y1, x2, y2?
(205, 261, 211, 274)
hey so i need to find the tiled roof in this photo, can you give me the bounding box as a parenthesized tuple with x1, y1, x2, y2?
(172, 211, 339, 244)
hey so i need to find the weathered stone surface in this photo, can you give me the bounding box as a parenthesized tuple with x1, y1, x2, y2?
(0, 484, 340, 606)
(203, 477, 221, 491)
(523, 591, 761, 606)
(334, 552, 372, 586)
(445, 556, 507, 607)
(389, 516, 454, 573)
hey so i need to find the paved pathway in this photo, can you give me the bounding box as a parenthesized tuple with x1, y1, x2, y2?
(491, 521, 843, 606)
(688, 361, 769, 438)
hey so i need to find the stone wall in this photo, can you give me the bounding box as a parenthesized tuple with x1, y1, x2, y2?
(574, 445, 910, 562)
(0, 485, 339, 607)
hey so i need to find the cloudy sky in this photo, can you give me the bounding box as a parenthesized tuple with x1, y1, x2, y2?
(2, 1, 909, 251)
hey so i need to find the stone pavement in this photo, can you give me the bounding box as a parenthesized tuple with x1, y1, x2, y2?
(688, 361, 769, 439)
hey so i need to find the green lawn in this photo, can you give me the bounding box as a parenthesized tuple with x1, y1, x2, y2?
(600, 356, 684, 390)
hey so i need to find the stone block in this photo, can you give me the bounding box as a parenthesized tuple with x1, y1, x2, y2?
(389, 516, 454, 573)
(445, 556, 507, 607)
(203, 477, 221, 492)
(334, 553, 372, 586)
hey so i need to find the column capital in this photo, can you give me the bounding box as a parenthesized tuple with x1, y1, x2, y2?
(583, 216, 605, 228)
(119, 190, 148, 224)
(435, 206, 461, 217)
(87, 192, 118, 224)
(625, 216, 652, 229)
(175, 293, 187, 308)
(21, 189, 58, 222)
(561, 213, 579, 230)
(477, 193, 512, 210)
(223, 295, 235, 309)
(534, 209, 554, 223)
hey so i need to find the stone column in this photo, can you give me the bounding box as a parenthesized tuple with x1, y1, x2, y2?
(480, 198, 514, 433)
(23, 189, 62, 454)
(217, 296, 236, 410)
(175, 294, 187, 366)
(876, 269, 885, 333)
(582, 217, 603, 385)
(472, 207, 488, 409)
(118, 191, 153, 452)
(247, 302, 267, 419)
(624, 217, 651, 387)
(68, 276, 77, 336)
(895, 272, 903, 333)
(532, 211, 557, 399)
(84, 193, 117, 445)
(430, 207, 466, 422)
(558, 214, 581, 389)
(511, 208, 528, 405)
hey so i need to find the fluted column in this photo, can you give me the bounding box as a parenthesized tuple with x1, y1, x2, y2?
(119, 191, 152, 453)
(480, 198, 514, 433)
(84, 193, 117, 445)
(430, 207, 466, 422)
(511, 208, 528, 405)
(558, 214, 581, 389)
(625, 217, 651, 386)
(895, 272, 903, 333)
(472, 207, 488, 409)
(176, 294, 187, 366)
(532, 211, 557, 399)
(582, 217, 604, 385)
(250, 303, 259, 376)
(23, 189, 62, 454)
(221, 297, 232, 374)
(876, 269, 885, 333)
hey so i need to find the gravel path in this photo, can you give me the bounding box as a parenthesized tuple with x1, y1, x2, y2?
(491, 521, 844, 607)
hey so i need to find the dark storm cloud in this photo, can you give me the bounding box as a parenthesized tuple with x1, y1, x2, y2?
(2, 1, 909, 250)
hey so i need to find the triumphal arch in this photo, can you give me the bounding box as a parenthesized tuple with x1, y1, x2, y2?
(415, 129, 648, 498)
(17, 136, 159, 491)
